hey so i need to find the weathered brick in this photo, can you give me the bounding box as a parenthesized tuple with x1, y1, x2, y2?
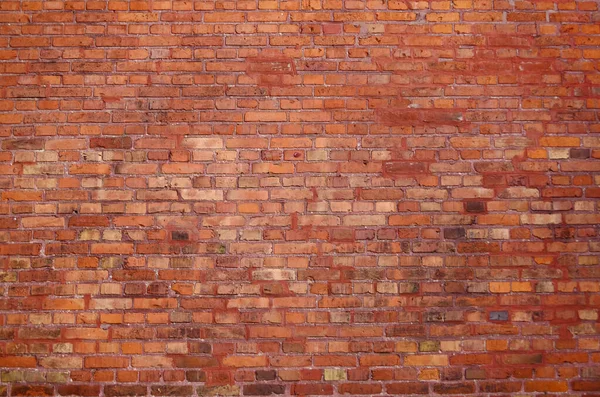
(57, 385, 101, 396)
(12, 386, 53, 397)
(0, 2, 597, 395)
(525, 381, 568, 393)
(104, 386, 147, 397)
(150, 386, 194, 396)
(243, 384, 285, 395)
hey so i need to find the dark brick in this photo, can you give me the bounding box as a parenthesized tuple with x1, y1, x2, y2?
(386, 383, 429, 394)
(243, 384, 286, 395)
(444, 227, 466, 239)
(572, 381, 600, 391)
(150, 386, 194, 396)
(433, 383, 476, 394)
(384, 161, 428, 175)
(124, 283, 146, 295)
(197, 386, 239, 396)
(570, 148, 590, 159)
(172, 356, 218, 368)
(172, 231, 189, 241)
(256, 370, 276, 381)
(480, 382, 522, 393)
(2, 139, 45, 150)
(465, 201, 486, 213)
(186, 370, 207, 382)
(502, 354, 543, 365)
(292, 384, 334, 395)
(58, 385, 101, 396)
(441, 368, 463, 381)
(282, 342, 304, 353)
(465, 369, 486, 380)
(104, 386, 147, 397)
(490, 311, 509, 321)
(90, 137, 132, 149)
(13, 386, 54, 397)
(386, 325, 425, 337)
(18, 328, 61, 339)
(189, 342, 212, 354)
(147, 282, 169, 295)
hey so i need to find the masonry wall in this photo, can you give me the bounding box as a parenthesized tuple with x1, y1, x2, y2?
(0, 0, 599, 396)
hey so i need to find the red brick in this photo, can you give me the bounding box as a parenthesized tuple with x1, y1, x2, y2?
(572, 381, 600, 391)
(57, 385, 101, 396)
(525, 381, 568, 392)
(338, 384, 382, 394)
(386, 383, 429, 394)
(104, 385, 147, 397)
(12, 386, 53, 396)
(171, 356, 218, 368)
(292, 384, 333, 395)
(0, 356, 37, 368)
(64, 328, 108, 340)
(69, 216, 110, 227)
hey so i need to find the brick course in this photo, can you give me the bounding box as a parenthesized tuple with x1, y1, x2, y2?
(0, 0, 599, 395)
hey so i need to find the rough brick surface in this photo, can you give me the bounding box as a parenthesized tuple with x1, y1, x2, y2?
(0, 0, 599, 395)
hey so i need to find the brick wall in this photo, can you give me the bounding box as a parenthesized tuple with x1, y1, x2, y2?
(1, 0, 599, 396)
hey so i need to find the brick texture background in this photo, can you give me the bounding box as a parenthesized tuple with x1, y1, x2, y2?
(1, 0, 600, 396)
